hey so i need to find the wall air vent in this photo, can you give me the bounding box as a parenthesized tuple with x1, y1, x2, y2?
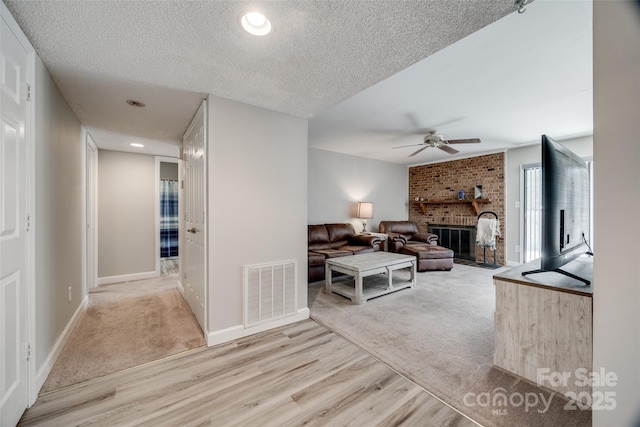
(243, 260, 297, 328)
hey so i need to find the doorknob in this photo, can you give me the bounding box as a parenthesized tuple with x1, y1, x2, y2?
(187, 227, 198, 234)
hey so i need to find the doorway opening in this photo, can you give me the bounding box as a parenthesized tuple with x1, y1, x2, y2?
(156, 157, 181, 276)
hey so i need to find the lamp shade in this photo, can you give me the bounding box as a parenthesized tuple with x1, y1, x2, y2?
(356, 202, 373, 219)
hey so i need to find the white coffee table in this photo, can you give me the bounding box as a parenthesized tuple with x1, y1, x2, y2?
(325, 252, 416, 304)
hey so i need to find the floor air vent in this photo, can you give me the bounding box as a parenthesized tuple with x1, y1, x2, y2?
(243, 260, 297, 328)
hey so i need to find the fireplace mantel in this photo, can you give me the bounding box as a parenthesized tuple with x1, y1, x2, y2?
(417, 199, 491, 216)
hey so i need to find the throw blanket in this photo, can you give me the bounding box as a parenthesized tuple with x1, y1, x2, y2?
(476, 218, 501, 250)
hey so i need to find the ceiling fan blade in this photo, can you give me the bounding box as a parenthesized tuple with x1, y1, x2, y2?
(439, 145, 459, 155)
(393, 143, 425, 149)
(409, 146, 429, 157)
(446, 138, 481, 144)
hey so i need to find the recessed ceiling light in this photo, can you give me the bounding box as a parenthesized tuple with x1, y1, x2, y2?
(126, 99, 146, 108)
(130, 143, 144, 148)
(241, 12, 272, 36)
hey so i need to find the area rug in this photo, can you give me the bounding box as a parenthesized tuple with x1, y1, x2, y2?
(308, 263, 591, 427)
(41, 274, 205, 393)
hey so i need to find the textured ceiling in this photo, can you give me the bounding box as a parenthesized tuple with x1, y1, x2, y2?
(309, 0, 593, 165)
(4, 0, 516, 156)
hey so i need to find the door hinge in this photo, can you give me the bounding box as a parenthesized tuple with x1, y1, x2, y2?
(23, 83, 32, 101)
(26, 214, 31, 232)
(23, 343, 32, 361)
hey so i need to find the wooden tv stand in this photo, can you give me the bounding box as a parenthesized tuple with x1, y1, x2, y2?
(493, 256, 593, 401)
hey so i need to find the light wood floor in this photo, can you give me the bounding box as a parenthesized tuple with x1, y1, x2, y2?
(19, 319, 478, 427)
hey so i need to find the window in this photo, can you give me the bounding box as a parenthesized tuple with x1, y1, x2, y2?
(522, 164, 542, 263)
(521, 160, 593, 263)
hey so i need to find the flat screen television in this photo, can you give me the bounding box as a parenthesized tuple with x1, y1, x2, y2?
(522, 135, 592, 285)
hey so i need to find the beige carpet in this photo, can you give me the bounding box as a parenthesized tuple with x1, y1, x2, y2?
(308, 263, 591, 427)
(41, 274, 206, 393)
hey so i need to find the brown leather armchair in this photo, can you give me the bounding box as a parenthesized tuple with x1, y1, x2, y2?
(308, 223, 381, 282)
(378, 220, 438, 253)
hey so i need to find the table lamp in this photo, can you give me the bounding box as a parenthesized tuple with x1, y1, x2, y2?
(356, 202, 373, 233)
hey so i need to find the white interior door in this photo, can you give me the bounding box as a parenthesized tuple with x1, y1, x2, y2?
(1, 11, 30, 426)
(182, 101, 207, 332)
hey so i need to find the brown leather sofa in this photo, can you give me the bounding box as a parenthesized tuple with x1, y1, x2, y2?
(308, 223, 381, 282)
(378, 220, 438, 253)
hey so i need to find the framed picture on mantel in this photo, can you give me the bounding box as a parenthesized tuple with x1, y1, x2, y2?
(474, 185, 483, 199)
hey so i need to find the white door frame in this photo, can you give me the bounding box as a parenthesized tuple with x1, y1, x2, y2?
(155, 156, 180, 277)
(85, 133, 98, 291)
(1, 1, 37, 407)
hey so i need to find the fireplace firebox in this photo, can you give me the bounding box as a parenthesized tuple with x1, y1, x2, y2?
(429, 225, 476, 260)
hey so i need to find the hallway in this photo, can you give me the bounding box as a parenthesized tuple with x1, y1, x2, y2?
(41, 274, 205, 393)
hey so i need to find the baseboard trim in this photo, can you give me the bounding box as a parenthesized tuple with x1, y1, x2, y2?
(97, 271, 158, 286)
(206, 307, 310, 347)
(35, 295, 89, 394)
(505, 261, 521, 267)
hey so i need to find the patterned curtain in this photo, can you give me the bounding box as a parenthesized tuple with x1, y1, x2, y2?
(160, 180, 179, 258)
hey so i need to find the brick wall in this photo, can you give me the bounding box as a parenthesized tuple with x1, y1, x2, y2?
(408, 153, 505, 265)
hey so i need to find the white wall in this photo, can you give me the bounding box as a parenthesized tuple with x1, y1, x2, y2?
(504, 135, 593, 265)
(207, 96, 308, 335)
(308, 147, 408, 232)
(593, 2, 640, 426)
(97, 150, 156, 279)
(34, 55, 85, 370)
(160, 161, 178, 181)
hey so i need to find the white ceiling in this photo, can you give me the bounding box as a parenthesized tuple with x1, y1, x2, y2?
(309, 0, 593, 165)
(4, 0, 592, 163)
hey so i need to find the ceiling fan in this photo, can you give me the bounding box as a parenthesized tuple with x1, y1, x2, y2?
(393, 130, 481, 157)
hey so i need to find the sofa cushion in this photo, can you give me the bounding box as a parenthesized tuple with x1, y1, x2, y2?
(342, 246, 375, 255)
(313, 249, 352, 259)
(325, 223, 356, 243)
(308, 224, 330, 244)
(308, 252, 326, 267)
(401, 245, 454, 260)
(327, 240, 349, 250)
(379, 220, 419, 235)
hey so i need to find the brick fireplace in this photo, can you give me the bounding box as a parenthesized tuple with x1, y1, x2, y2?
(408, 153, 505, 265)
